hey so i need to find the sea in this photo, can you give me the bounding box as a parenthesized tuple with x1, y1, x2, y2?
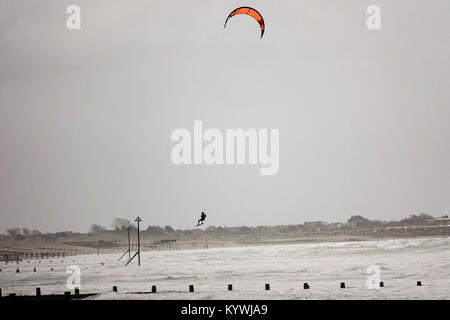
(1, 237, 449, 299)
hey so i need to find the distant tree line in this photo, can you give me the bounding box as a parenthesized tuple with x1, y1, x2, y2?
(88, 217, 177, 235)
(6, 227, 42, 238)
(83, 213, 439, 235)
(2, 213, 440, 239)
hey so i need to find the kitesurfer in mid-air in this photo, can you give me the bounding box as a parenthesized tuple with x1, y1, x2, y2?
(197, 211, 207, 227)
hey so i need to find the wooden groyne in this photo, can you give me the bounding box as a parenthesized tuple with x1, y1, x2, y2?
(0, 291, 97, 301)
(0, 280, 426, 300)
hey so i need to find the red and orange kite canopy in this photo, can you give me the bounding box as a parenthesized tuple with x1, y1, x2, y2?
(224, 7, 265, 38)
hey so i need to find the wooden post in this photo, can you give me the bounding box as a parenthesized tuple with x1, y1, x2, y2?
(127, 228, 131, 260)
(135, 216, 142, 266)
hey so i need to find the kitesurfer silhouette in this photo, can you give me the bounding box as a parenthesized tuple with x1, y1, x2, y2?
(197, 211, 207, 227)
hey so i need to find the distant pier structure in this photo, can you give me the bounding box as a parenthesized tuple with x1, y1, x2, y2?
(150, 240, 177, 251)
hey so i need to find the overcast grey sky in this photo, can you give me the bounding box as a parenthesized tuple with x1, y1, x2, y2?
(0, 0, 449, 233)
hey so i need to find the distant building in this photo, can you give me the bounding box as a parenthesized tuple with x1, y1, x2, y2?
(426, 217, 450, 226)
(303, 221, 323, 231)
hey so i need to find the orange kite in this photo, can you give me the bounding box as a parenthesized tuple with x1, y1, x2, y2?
(224, 7, 265, 38)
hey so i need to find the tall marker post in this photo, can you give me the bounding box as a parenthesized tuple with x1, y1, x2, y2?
(135, 216, 142, 266)
(118, 227, 132, 262)
(124, 218, 143, 266)
(127, 227, 131, 260)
